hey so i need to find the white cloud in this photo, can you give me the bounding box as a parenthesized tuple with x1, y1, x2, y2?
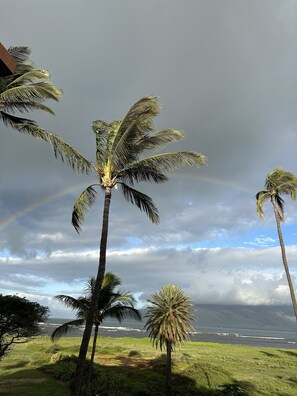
(37, 232, 64, 242)
(2, 244, 297, 315)
(245, 235, 277, 247)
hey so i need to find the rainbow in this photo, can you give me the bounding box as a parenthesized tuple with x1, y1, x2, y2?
(178, 172, 252, 193)
(0, 180, 93, 231)
(0, 174, 251, 231)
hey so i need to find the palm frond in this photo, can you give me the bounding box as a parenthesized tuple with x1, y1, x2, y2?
(119, 163, 168, 185)
(136, 152, 207, 173)
(72, 185, 98, 232)
(51, 318, 84, 341)
(100, 292, 134, 311)
(6, 69, 52, 87)
(1, 48, 90, 176)
(109, 290, 136, 305)
(265, 167, 297, 196)
(0, 111, 36, 128)
(104, 305, 142, 323)
(1, 69, 47, 92)
(92, 120, 110, 165)
(0, 65, 35, 91)
(52, 272, 141, 342)
(258, 167, 297, 221)
(101, 272, 122, 289)
(119, 183, 159, 224)
(1, 101, 56, 114)
(2, 83, 62, 107)
(98, 289, 127, 313)
(53, 295, 88, 312)
(0, 112, 93, 174)
(92, 120, 121, 170)
(8, 46, 31, 64)
(86, 273, 122, 297)
(43, 132, 93, 174)
(110, 96, 160, 166)
(136, 129, 184, 152)
(255, 190, 270, 219)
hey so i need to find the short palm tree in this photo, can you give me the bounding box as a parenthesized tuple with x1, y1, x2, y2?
(0, 46, 91, 173)
(51, 272, 141, 365)
(71, 96, 206, 395)
(256, 167, 297, 320)
(145, 284, 195, 396)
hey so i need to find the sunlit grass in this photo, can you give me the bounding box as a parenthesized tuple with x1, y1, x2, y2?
(0, 336, 296, 395)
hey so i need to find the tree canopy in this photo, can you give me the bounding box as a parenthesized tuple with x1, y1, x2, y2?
(51, 273, 141, 342)
(51, 272, 141, 371)
(145, 284, 194, 395)
(0, 294, 49, 359)
(256, 167, 297, 320)
(145, 284, 194, 351)
(0, 46, 92, 174)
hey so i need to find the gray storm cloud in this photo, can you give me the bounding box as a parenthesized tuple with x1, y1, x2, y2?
(1, 0, 297, 315)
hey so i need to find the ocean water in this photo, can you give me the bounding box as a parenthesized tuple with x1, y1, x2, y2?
(40, 318, 297, 349)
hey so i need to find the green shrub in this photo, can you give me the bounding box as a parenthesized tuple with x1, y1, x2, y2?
(128, 350, 142, 358)
(82, 371, 127, 396)
(98, 345, 126, 354)
(46, 344, 63, 354)
(144, 378, 165, 395)
(30, 352, 48, 367)
(218, 383, 250, 395)
(54, 356, 77, 382)
(50, 352, 63, 363)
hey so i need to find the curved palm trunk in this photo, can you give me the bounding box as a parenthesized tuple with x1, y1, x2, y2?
(272, 196, 297, 320)
(72, 188, 112, 396)
(166, 340, 172, 396)
(90, 322, 99, 366)
(86, 322, 100, 385)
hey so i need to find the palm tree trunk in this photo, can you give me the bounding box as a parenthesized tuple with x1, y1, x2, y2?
(86, 323, 99, 385)
(166, 340, 172, 396)
(272, 196, 297, 320)
(72, 188, 112, 396)
(90, 323, 99, 366)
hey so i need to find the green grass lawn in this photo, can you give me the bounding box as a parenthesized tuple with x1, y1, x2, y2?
(0, 336, 296, 395)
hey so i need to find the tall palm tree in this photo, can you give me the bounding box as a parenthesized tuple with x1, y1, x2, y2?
(256, 167, 297, 320)
(145, 284, 194, 396)
(71, 96, 207, 395)
(51, 272, 141, 365)
(0, 46, 91, 173)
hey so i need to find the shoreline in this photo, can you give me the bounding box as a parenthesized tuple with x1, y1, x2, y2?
(40, 322, 297, 349)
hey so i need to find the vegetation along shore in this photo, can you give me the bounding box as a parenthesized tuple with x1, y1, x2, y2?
(0, 336, 297, 396)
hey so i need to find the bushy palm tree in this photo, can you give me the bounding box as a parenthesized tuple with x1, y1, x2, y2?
(51, 272, 141, 364)
(0, 46, 91, 173)
(71, 96, 206, 395)
(256, 167, 297, 320)
(145, 284, 194, 396)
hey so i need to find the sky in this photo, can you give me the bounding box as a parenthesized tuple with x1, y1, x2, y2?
(1, 0, 297, 318)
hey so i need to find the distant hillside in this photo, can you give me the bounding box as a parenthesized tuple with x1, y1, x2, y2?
(194, 305, 297, 332)
(51, 305, 297, 334)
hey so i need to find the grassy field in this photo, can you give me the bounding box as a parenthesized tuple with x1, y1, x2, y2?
(0, 336, 297, 395)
